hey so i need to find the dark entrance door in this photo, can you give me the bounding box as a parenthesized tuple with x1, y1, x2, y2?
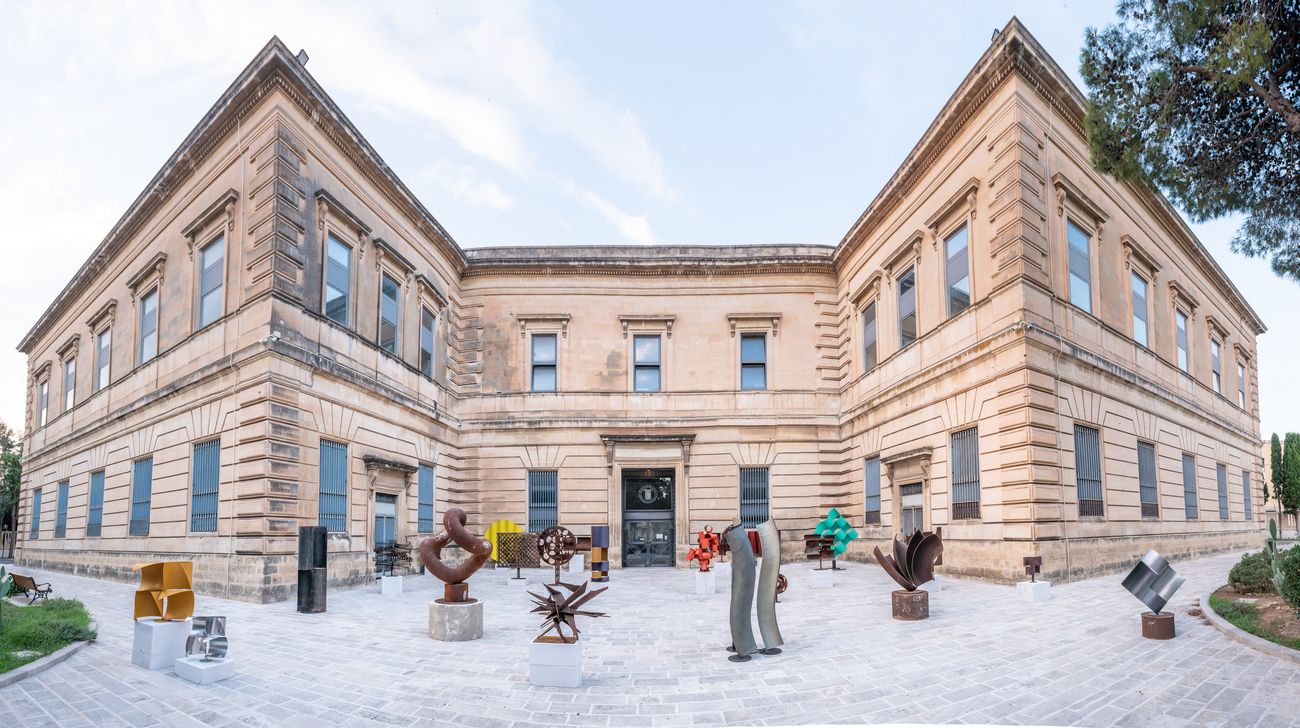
(622, 468, 675, 567)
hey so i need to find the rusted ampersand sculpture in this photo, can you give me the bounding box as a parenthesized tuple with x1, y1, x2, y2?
(419, 507, 493, 604)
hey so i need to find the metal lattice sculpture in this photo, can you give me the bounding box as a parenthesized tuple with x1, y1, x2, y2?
(687, 526, 720, 572)
(1122, 549, 1185, 615)
(132, 562, 194, 621)
(185, 616, 228, 662)
(873, 529, 943, 592)
(538, 526, 577, 584)
(528, 580, 607, 643)
(498, 531, 541, 579)
(419, 507, 493, 604)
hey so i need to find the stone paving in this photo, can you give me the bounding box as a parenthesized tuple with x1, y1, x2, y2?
(1, 549, 1298, 727)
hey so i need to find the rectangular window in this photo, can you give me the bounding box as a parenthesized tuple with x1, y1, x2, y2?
(1131, 272, 1149, 346)
(531, 334, 557, 392)
(739, 467, 770, 528)
(864, 457, 881, 525)
(95, 328, 111, 391)
(1067, 220, 1092, 313)
(1238, 362, 1247, 408)
(38, 380, 48, 427)
(897, 266, 917, 348)
(633, 335, 662, 392)
(419, 307, 436, 378)
(29, 487, 41, 538)
(1182, 453, 1198, 519)
(86, 470, 104, 537)
(1242, 470, 1252, 520)
(130, 457, 153, 536)
(1074, 425, 1104, 517)
(1211, 339, 1222, 393)
(63, 358, 75, 412)
(318, 440, 348, 532)
(55, 481, 69, 538)
(1175, 309, 1189, 372)
(951, 427, 980, 519)
(191, 439, 220, 532)
(1138, 441, 1158, 518)
(527, 470, 559, 532)
(417, 464, 435, 533)
(139, 288, 159, 363)
(862, 302, 878, 372)
(945, 224, 971, 316)
(198, 234, 225, 328)
(1216, 463, 1228, 520)
(324, 234, 351, 326)
(378, 273, 400, 354)
(740, 334, 767, 391)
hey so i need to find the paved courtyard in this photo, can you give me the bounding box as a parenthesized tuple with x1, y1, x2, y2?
(1, 549, 1298, 727)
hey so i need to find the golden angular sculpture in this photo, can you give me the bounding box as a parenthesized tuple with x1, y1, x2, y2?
(133, 561, 195, 621)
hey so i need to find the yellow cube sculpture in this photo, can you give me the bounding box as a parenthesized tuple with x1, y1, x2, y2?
(132, 561, 195, 621)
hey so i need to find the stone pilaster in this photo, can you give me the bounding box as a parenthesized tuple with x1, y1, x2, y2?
(245, 122, 307, 304)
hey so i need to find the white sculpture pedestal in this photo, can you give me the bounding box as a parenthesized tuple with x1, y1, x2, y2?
(173, 656, 235, 684)
(920, 575, 943, 593)
(529, 639, 582, 687)
(380, 575, 403, 595)
(1017, 580, 1051, 602)
(132, 617, 191, 670)
(810, 568, 834, 589)
(568, 554, 585, 574)
(429, 600, 484, 641)
(714, 561, 731, 586)
(695, 570, 716, 595)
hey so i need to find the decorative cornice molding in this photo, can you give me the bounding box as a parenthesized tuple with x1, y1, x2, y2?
(881, 446, 934, 482)
(55, 334, 81, 360)
(373, 238, 415, 277)
(315, 188, 372, 236)
(849, 271, 883, 309)
(1169, 280, 1200, 312)
(619, 314, 675, 338)
(1205, 314, 1229, 341)
(1052, 173, 1109, 227)
(726, 313, 782, 337)
(85, 299, 117, 331)
(181, 188, 238, 259)
(599, 433, 696, 473)
(924, 177, 981, 233)
(125, 252, 167, 296)
(31, 360, 52, 382)
(414, 273, 449, 310)
(882, 232, 923, 279)
(1121, 235, 1162, 278)
(516, 313, 572, 338)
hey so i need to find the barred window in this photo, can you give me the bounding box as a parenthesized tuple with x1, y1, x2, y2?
(191, 439, 220, 532)
(418, 464, 435, 533)
(1074, 425, 1104, 517)
(527, 470, 559, 532)
(130, 457, 153, 536)
(55, 481, 69, 538)
(951, 428, 980, 519)
(1138, 441, 1158, 518)
(1216, 463, 1228, 520)
(739, 467, 770, 528)
(864, 457, 881, 525)
(1182, 453, 1198, 519)
(87, 470, 105, 537)
(319, 440, 348, 532)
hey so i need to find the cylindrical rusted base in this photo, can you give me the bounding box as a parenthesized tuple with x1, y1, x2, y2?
(444, 582, 469, 602)
(1141, 611, 1175, 639)
(892, 589, 929, 620)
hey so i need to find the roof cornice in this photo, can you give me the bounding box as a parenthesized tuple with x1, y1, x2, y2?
(462, 244, 835, 278)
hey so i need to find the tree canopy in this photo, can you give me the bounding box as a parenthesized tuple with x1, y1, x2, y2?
(1081, 0, 1300, 280)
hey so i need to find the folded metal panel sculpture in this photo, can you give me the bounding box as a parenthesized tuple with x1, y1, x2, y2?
(419, 507, 492, 604)
(132, 561, 194, 621)
(723, 521, 759, 661)
(528, 580, 607, 643)
(687, 525, 720, 572)
(185, 616, 228, 662)
(754, 519, 784, 654)
(872, 529, 943, 591)
(1122, 549, 1184, 615)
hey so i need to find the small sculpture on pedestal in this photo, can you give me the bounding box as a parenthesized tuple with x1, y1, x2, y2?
(1121, 549, 1184, 639)
(687, 526, 720, 572)
(1024, 556, 1042, 582)
(131, 561, 195, 671)
(420, 508, 492, 642)
(1017, 555, 1051, 602)
(872, 529, 943, 620)
(174, 616, 234, 684)
(527, 580, 607, 687)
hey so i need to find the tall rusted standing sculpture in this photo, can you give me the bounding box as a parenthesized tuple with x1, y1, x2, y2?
(1122, 549, 1185, 639)
(723, 519, 784, 662)
(873, 529, 943, 620)
(538, 526, 578, 584)
(420, 507, 493, 603)
(687, 525, 720, 572)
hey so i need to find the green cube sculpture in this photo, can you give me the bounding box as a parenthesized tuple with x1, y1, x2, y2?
(813, 508, 859, 556)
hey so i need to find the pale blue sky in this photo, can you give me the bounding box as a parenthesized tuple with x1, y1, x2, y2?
(1, 1, 1295, 440)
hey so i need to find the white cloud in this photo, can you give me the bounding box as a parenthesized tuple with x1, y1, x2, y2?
(428, 163, 514, 210)
(570, 188, 655, 244)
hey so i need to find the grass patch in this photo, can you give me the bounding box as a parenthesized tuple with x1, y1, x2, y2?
(1209, 593, 1300, 651)
(0, 598, 96, 673)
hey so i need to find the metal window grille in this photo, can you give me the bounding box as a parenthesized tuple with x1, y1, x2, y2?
(527, 470, 559, 532)
(319, 440, 348, 532)
(418, 464, 435, 533)
(1216, 463, 1228, 520)
(55, 481, 68, 538)
(951, 428, 980, 519)
(739, 467, 770, 527)
(87, 470, 104, 537)
(130, 457, 153, 536)
(29, 487, 41, 538)
(1242, 470, 1252, 520)
(191, 439, 220, 532)
(1182, 453, 1198, 519)
(1138, 441, 1158, 518)
(1074, 425, 1104, 517)
(864, 457, 881, 524)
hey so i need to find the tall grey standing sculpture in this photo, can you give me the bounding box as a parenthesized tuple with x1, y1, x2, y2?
(1121, 549, 1184, 639)
(297, 526, 327, 613)
(723, 518, 784, 662)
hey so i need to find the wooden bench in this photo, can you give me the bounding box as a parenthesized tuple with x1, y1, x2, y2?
(9, 573, 52, 603)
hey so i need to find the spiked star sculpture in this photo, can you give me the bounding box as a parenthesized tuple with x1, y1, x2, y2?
(527, 580, 608, 644)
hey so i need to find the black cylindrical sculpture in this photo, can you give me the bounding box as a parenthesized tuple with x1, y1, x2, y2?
(297, 526, 328, 613)
(724, 521, 759, 661)
(755, 520, 784, 654)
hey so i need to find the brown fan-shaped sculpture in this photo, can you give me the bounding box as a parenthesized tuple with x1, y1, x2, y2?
(528, 580, 608, 643)
(419, 507, 492, 604)
(872, 529, 944, 592)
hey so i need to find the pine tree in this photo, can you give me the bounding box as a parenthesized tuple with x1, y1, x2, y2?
(1271, 432, 1283, 503)
(1282, 433, 1300, 526)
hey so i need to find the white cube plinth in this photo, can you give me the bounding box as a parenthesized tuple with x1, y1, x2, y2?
(695, 570, 716, 595)
(173, 656, 235, 684)
(568, 554, 585, 574)
(132, 618, 192, 670)
(920, 575, 943, 593)
(810, 568, 834, 589)
(1017, 580, 1051, 602)
(529, 640, 582, 688)
(429, 599, 484, 641)
(380, 575, 403, 595)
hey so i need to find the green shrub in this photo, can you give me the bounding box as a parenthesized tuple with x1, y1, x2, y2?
(1229, 551, 1277, 594)
(1279, 545, 1300, 613)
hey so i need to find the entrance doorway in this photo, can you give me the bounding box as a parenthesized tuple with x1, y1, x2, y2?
(374, 493, 397, 548)
(621, 468, 675, 567)
(900, 483, 924, 536)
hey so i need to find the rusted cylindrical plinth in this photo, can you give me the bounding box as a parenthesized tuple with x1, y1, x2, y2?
(1141, 611, 1175, 639)
(444, 582, 469, 603)
(892, 589, 929, 620)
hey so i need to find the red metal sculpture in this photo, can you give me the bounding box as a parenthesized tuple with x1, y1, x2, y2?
(687, 525, 720, 572)
(419, 507, 492, 604)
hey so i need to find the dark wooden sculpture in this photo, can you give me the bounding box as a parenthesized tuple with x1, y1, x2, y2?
(528, 580, 607, 643)
(1024, 555, 1043, 582)
(419, 507, 492, 603)
(872, 529, 944, 620)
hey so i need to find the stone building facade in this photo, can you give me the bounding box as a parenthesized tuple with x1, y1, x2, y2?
(16, 20, 1267, 601)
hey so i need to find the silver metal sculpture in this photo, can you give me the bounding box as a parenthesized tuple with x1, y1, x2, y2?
(1121, 549, 1184, 615)
(185, 616, 228, 662)
(723, 521, 759, 662)
(754, 519, 784, 655)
